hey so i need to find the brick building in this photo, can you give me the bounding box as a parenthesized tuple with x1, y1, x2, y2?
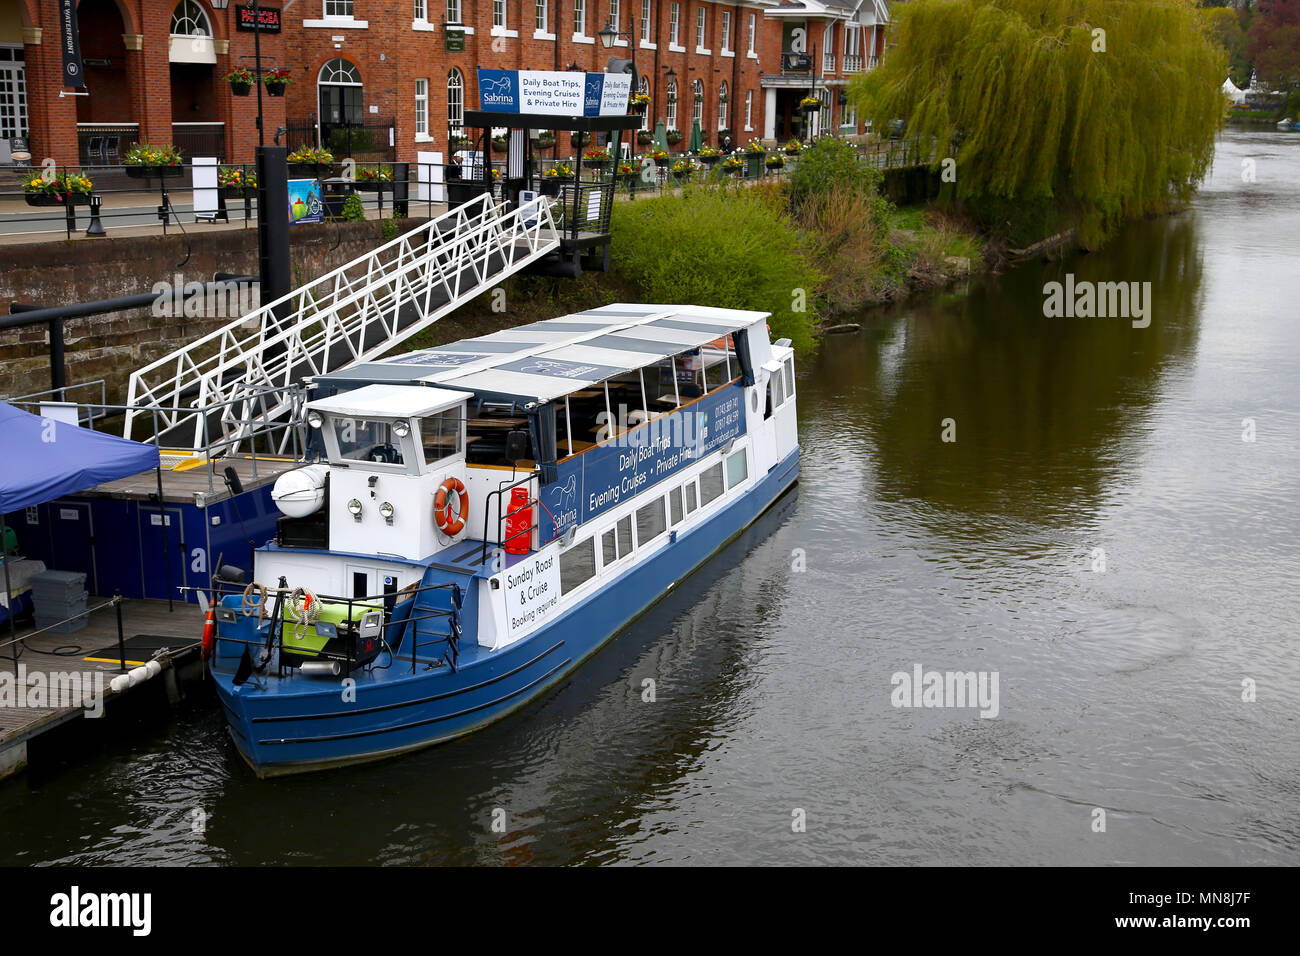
(0, 0, 887, 170)
(277, 0, 888, 164)
(0, 0, 286, 167)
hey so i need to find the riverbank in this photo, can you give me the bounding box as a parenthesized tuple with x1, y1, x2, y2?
(408, 144, 988, 354)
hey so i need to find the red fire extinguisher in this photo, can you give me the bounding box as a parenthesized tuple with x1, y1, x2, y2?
(504, 487, 532, 555)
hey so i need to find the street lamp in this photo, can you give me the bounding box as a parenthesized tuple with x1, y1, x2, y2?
(597, 19, 638, 93)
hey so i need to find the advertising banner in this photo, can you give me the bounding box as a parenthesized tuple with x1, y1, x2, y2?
(541, 381, 747, 536)
(288, 180, 323, 225)
(59, 0, 85, 89)
(476, 69, 633, 117)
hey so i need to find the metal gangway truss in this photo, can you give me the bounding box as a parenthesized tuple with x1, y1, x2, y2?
(124, 193, 560, 451)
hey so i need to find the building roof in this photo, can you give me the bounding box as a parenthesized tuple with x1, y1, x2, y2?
(313, 304, 769, 405)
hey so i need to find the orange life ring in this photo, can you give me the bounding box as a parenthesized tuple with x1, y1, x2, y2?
(434, 477, 469, 536)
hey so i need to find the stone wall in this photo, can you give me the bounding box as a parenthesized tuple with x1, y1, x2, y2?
(0, 219, 420, 404)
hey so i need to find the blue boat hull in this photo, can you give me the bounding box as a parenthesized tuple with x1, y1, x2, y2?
(212, 448, 800, 776)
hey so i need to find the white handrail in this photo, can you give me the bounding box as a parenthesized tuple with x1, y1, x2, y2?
(125, 193, 560, 450)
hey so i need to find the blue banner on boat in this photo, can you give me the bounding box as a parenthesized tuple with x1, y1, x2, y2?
(542, 382, 747, 535)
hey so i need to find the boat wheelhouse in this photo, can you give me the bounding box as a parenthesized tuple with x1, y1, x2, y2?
(208, 303, 800, 776)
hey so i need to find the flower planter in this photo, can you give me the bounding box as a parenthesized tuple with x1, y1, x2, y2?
(353, 180, 391, 193)
(539, 177, 570, 197)
(630, 103, 647, 115)
(801, 103, 821, 114)
(222, 186, 255, 201)
(288, 163, 332, 179)
(265, 81, 288, 98)
(230, 81, 253, 97)
(447, 179, 494, 207)
(698, 155, 720, 165)
(25, 193, 90, 207)
(653, 157, 669, 169)
(124, 164, 183, 179)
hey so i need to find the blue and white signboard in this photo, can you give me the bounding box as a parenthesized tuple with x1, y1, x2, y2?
(542, 382, 747, 536)
(477, 69, 633, 117)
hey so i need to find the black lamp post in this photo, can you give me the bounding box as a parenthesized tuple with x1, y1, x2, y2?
(597, 19, 639, 94)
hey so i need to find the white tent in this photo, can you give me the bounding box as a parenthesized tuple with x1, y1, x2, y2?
(1223, 77, 1246, 104)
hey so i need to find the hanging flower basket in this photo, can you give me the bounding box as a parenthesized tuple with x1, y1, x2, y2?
(25, 192, 90, 207)
(636, 130, 654, 146)
(536, 132, 556, 149)
(648, 149, 670, 169)
(24, 173, 93, 206)
(799, 97, 821, 113)
(353, 166, 394, 192)
(491, 136, 508, 154)
(766, 154, 786, 170)
(697, 147, 721, 165)
(263, 69, 292, 97)
(225, 68, 255, 97)
(123, 143, 184, 179)
(286, 146, 335, 179)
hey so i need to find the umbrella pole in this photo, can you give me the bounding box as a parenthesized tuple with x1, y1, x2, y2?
(2, 513, 16, 665)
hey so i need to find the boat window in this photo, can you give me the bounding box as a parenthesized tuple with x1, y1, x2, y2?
(601, 527, 617, 567)
(418, 408, 463, 466)
(685, 480, 699, 515)
(783, 356, 795, 397)
(332, 417, 408, 467)
(765, 370, 784, 420)
(636, 497, 667, 545)
(726, 448, 748, 489)
(616, 515, 633, 558)
(700, 462, 724, 506)
(560, 536, 597, 594)
(669, 484, 685, 525)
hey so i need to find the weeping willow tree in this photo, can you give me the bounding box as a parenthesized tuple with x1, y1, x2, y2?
(850, 0, 1226, 246)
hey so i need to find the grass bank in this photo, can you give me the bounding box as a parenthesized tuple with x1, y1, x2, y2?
(407, 139, 985, 355)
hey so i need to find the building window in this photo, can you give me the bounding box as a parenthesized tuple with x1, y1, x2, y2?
(721, 10, 731, 52)
(638, 74, 649, 130)
(844, 26, 862, 72)
(560, 537, 597, 593)
(318, 58, 364, 134)
(744, 89, 753, 130)
(414, 78, 428, 136)
(692, 79, 703, 128)
(666, 78, 677, 130)
(493, 0, 506, 28)
(536, 0, 549, 32)
(695, 7, 706, 49)
(0, 47, 28, 141)
(641, 0, 652, 42)
(446, 0, 461, 23)
(669, 2, 680, 45)
(717, 81, 728, 130)
(823, 23, 835, 73)
(414, 0, 426, 21)
(747, 12, 756, 54)
(574, 0, 585, 35)
(609, 0, 620, 31)
(447, 67, 464, 132)
(170, 0, 211, 35)
(324, 0, 354, 18)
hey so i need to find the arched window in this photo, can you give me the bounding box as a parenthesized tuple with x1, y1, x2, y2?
(717, 81, 728, 131)
(318, 58, 363, 148)
(638, 75, 649, 132)
(447, 68, 464, 133)
(170, 0, 211, 36)
(319, 58, 362, 85)
(666, 78, 677, 131)
(691, 79, 704, 128)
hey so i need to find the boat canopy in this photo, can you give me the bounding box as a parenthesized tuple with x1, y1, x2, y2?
(0, 401, 160, 513)
(312, 304, 768, 404)
(306, 383, 468, 419)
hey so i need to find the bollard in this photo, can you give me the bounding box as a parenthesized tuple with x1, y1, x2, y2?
(114, 590, 127, 673)
(84, 193, 106, 237)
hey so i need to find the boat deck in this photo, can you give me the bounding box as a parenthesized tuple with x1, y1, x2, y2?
(75, 455, 299, 505)
(0, 597, 203, 776)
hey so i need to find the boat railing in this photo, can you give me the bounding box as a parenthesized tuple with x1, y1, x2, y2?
(478, 472, 562, 566)
(201, 577, 464, 678)
(7, 384, 311, 497)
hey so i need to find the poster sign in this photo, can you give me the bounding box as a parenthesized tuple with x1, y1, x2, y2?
(476, 69, 633, 117)
(236, 6, 282, 32)
(504, 550, 561, 639)
(445, 27, 465, 52)
(542, 381, 747, 536)
(59, 0, 85, 89)
(288, 179, 323, 225)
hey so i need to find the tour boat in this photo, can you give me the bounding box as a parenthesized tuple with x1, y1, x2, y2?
(207, 304, 800, 776)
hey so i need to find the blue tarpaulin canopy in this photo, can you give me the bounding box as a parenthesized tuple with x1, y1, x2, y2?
(0, 402, 160, 513)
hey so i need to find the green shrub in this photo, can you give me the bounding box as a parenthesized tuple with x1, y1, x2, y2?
(611, 188, 822, 351)
(341, 193, 366, 222)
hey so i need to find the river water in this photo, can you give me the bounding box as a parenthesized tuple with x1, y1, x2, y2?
(2, 128, 1297, 866)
